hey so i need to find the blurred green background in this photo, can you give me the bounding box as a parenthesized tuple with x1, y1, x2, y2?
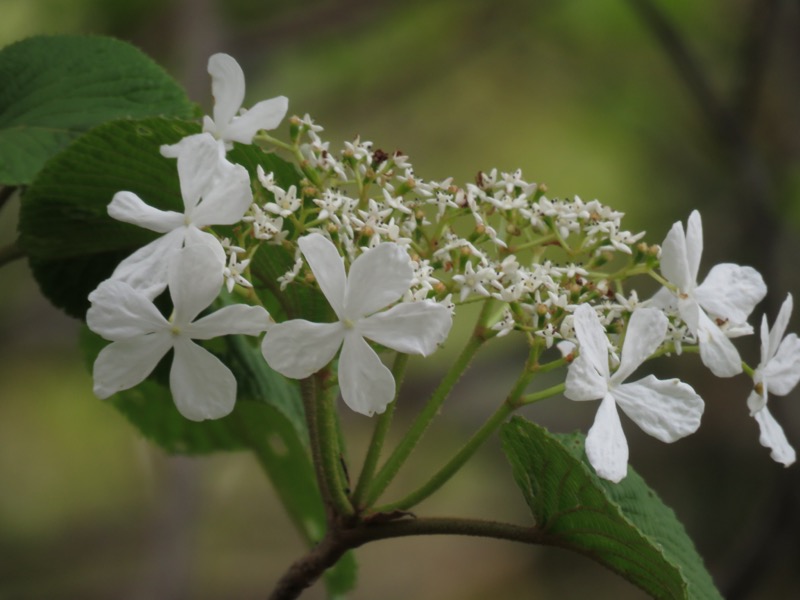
(2, 0, 800, 598)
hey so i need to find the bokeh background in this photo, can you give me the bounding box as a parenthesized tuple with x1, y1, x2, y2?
(2, 0, 800, 598)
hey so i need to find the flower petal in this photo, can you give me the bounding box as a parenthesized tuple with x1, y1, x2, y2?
(108, 191, 183, 233)
(110, 228, 186, 299)
(685, 210, 703, 284)
(192, 163, 253, 228)
(694, 263, 766, 324)
(223, 96, 289, 144)
(585, 393, 629, 483)
(176, 133, 223, 214)
(338, 332, 396, 416)
(87, 279, 167, 340)
(612, 308, 667, 383)
(207, 53, 245, 134)
(170, 337, 236, 421)
(261, 319, 343, 379)
(572, 304, 610, 379)
(92, 332, 173, 399)
(753, 406, 796, 466)
(660, 218, 692, 291)
(762, 333, 800, 396)
(613, 375, 704, 443)
(768, 294, 794, 361)
(188, 304, 270, 339)
(169, 244, 225, 325)
(298, 234, 347, 317)
(358, 301, 452, 356)
(344, 242, 413, 319)
(696, 309, 743, 377)
(565, 354, 608, 401)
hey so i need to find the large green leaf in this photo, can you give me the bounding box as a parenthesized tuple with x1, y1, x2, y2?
(500, 417, 721, 600)
(0, 35, 194, 185)
(18, 117, 194, 318)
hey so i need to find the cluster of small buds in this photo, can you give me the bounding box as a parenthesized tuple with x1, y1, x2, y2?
(229, 116, 664, 357)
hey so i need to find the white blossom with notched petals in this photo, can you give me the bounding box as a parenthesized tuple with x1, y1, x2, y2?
(652, 210, 766, 377)
(203, 53, 288, 149)
(87, 244, 270, 421)
(565, 304, 705, 482)
(108, 133, 252, 299)
(261, 233, 453, 416)
(747, 294, 800, 466)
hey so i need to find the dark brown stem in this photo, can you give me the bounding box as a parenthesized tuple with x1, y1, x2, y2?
(0, 241, 25, 269)
(268, 515, 546, 600)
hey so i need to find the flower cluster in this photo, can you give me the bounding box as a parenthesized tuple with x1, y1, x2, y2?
(85, 52, 800, 481)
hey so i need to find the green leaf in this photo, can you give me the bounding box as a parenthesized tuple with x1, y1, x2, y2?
(18, 117, 195, 318)
(0, 35, 194, 185)
(500, 417, 721, 600)
(79, 326, 357, 594)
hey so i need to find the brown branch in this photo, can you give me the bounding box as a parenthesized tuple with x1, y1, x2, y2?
(269, 516, 546, 600)
(0, 241, 25, 269)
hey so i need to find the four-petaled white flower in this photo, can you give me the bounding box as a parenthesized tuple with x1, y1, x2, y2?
(565, 304, 705, 482)
(261, 233, 453, 416)
(653, 210, 766, 377)
(88, 244, 270, 421)
(108, 133, 252, 299)
(747, 294, 800, 466)
(203, 53, 288, 150)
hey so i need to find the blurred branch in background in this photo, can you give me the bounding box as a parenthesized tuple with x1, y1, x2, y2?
(628, 1, 800, 598)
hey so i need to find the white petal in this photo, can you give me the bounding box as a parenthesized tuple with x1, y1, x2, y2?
(188, 304, 270, 339)
(207, 53, 245, 133)
(170, 337, 236, 421)
(183, 227, 227, 266)
(660, 219, 692, 291)
(585, 393, 629, 483)
(224, 96, 289, 144)
(338, 332, 396, 416)
(344, 242, 413, 319)
(768, 294, 794, 360)
(573, 304, 610, 379)
(685, 210, 703, 284)
(261, 319, 343, 379)
(753, 407, 796, 466)
(762, 333, 800, 396)
(192, 162, 253, 227)
(169, 244, 225, 325)
(108, 191, 183, 233)
(746, 388, 766, 415)
(612, 308, 667, 383)
(565, 354, 608, 401)
(696, 309, 743, 377)
(613, 375, 704, 443)
(648, 286, 678, 312)
(694, 263, 766, 323)
(87, 279, 167, 340)
(92, 332, 173, 399)
(358, 301, 452, 356)
(110, 228, 186, 299)
(176, 133, 222, 215)
(298, 234, 347, 317)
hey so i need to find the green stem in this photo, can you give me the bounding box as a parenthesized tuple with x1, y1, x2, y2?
(375, 401, 515, 512)
(364, 321, 489, 507)
(519, 382, 566, 406)
(352, 353, 409, 508)
(314, 373, 355, 517)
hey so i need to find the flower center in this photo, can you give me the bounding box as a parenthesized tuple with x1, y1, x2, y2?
(342, 318, 356, 329)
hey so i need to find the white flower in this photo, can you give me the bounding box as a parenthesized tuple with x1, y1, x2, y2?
(108, 133, 252, 299)
(653, 210, 766, 377)
(565, 304, 705, 483)
(87, 244, 270, 421)
(202, 53, 288, 149)
(261, 233, 453, 416)
(746, 294, 800, 466)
